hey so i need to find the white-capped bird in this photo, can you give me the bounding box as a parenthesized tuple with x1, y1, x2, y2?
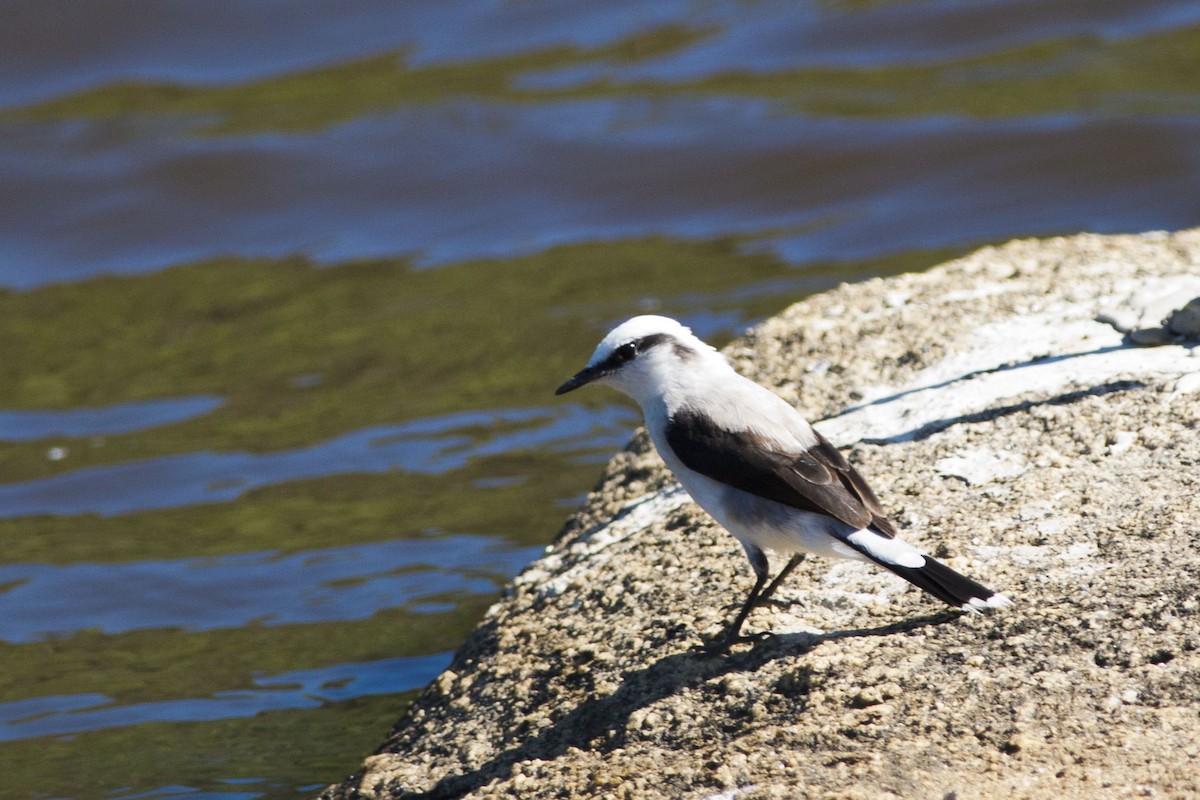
(555, 315, 1009, 650)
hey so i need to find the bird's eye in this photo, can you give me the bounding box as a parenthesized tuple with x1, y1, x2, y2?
(614, 342, 637, 362)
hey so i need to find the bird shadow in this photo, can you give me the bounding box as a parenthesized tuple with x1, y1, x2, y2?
(401, 610, 957, 799)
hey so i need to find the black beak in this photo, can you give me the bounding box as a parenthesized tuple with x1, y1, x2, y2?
(555, 365, 602, 395)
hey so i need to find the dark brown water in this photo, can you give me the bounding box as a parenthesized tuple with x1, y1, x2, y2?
(1, 2, 1199, 797)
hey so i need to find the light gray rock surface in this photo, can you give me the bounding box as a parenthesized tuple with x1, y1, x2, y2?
(322, 230, 1200, 800)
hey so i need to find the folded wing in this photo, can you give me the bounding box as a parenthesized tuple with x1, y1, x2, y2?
(665, 407, 897, 538)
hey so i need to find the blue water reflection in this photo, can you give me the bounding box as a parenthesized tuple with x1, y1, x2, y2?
(0, 403, 635, 517)
(0, 536, 541, 642)
(0, 652, 450, 741)
(111, 787, 262, 800)
(7, 92, 1197, 287)
(0, 395, 223, 441)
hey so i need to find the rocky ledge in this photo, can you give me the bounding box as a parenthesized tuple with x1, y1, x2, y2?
(323, 230, 1200, 800)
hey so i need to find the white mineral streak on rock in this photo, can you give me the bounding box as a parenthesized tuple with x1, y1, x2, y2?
(512, 485, 690, 599)
(934, 446, 1029, 486)
(816, 303, 1200, 448)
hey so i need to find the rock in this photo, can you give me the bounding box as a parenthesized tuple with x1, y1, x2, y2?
(1097, 274, 1200, 346)
(1167, 297, 1200, 339)
(933, 445, 1028, 486)
(1095, 275, 1200, 333)
(321, 230, 1200, 800)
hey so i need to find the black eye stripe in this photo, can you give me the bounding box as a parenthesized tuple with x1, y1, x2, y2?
(603, 333, 677, 371)
(636, 333, 671, 351)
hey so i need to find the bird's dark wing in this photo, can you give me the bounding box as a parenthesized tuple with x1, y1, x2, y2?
(665, 408, 896, 538)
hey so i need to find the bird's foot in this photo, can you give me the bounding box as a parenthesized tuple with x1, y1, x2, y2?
(693, 629, 772, 657)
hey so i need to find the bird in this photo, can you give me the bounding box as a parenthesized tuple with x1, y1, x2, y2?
(555, 315, 1010, 651)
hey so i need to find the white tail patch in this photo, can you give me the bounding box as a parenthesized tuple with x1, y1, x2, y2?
(963, 593, 1013, 613)
(846, 530, 926, 569)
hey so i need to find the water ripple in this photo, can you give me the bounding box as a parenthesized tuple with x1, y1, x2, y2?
(0, 395, 223, 442)
(0, 652, 449, 742)
(0, 536, 540, 642)
(0, 403, 636, 518)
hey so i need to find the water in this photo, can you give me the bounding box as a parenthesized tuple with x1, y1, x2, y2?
(1, 2, 1198, 797)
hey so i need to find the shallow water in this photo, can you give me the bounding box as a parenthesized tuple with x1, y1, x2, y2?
(2, 1, 1199, 797)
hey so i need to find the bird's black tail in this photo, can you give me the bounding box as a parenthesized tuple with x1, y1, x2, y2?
(869, 552, 1010, 612)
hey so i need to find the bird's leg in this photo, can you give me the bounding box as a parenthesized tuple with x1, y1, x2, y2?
(700, 545, 772, 654)
(701, 570, 769, 655)
(757, 553, 806, 608)
(701, 552, 807, 655)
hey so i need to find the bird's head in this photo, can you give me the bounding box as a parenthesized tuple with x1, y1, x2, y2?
(554, 315, 720, 406)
